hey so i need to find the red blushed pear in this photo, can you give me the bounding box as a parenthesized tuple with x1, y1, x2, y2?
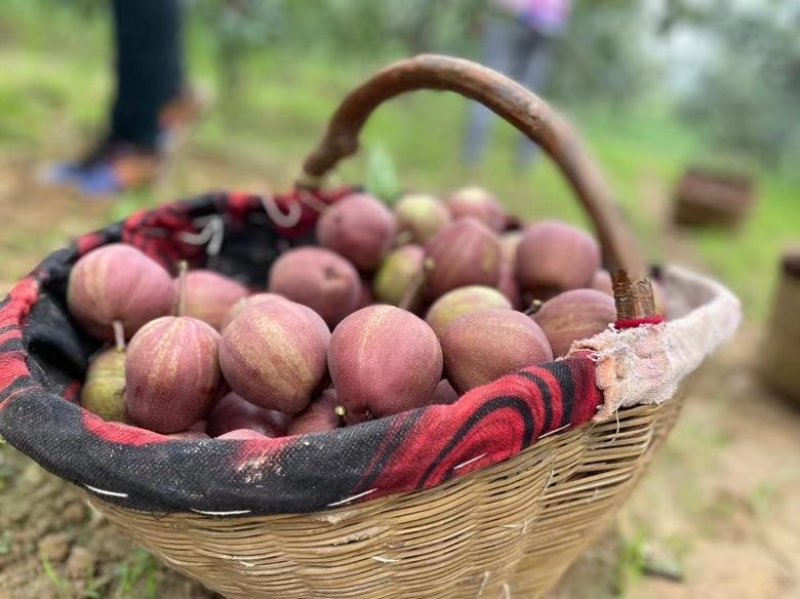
(500, 231, 523, 266)
(177, 270, 248, 331)
(432, 379, 459, 405)
(515, 221, 601, 299)
(169, 431, 210, 440)
(216, 429, 270, 440)
(533, 289, 617, 358)
(354, 280, 374, 311)
(222, 293, 291, 330)
(287, 388, 341, 436)
(446, 186, 506, 232)
(67, 243, 175, 341)
(316, 193, 397, 272)
(125, 263, 222, 434)
(268, 247, 360, 327)
(328, 306, 443, 424)
(125, 318, 221, 434)
(219, 300, 330, 414)
(498, 260, 523, 309)
(394, 193, 452, 244)
(425, 218, 503, 299)
(590, 269, 614, 297)
(206, 392, 287, 438)
(441, 309, 553, 394)
(189, 420, 207, 433)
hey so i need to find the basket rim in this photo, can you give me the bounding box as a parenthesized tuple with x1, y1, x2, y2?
(86, 400, 676, 520)
(0, 194, 735, 516)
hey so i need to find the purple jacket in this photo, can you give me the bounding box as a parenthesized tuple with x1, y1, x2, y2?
(494, 0, 573, 35)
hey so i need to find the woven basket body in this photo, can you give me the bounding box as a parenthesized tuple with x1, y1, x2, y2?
(89, 397, 684, 598)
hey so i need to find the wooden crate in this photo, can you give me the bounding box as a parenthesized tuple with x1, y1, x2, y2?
(673, 168, 757, 229)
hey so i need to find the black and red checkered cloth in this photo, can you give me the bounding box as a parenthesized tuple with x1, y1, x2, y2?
(0, 191, 603, 515)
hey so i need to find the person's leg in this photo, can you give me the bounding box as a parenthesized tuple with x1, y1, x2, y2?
(110, 0, 185, 150)
(463, 15, 515, 167)
(515, 32, 556, 168)
(48, 0, 190, 195)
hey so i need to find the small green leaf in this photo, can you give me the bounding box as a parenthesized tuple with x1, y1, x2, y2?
(364, 144, 402, 205)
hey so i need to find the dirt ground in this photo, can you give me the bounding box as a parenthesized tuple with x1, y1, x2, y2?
(1, 155, 799, 598)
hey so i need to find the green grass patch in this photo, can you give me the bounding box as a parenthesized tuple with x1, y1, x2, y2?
(114, 549, 160, 599)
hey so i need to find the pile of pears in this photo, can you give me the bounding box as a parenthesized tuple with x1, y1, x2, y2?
(73, 188, 663, 440)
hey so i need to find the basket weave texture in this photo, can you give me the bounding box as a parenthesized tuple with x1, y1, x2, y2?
(89, 397, 684, 599)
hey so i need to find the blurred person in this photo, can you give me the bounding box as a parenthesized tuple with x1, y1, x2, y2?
(49, 0, 204, 196)
(464, 0, 572, 169)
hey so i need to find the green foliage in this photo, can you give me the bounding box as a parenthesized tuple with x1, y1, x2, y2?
(679, 5, 800, 167)
(551, 1, 662, 112)
(364, 144, 402, 204)
(0, 0, 797, 323)
(189, 0, 484, 92)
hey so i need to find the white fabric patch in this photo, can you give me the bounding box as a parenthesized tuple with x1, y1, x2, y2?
(567, 266, 741, 422)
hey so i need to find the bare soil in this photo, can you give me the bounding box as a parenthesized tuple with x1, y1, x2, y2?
(1, 157, 799, 598)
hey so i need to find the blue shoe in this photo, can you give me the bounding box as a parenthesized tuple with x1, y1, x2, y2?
(46, 140, 160, 197)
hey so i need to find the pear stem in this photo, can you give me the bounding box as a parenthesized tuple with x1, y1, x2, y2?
(112, 320, 126, 352)
(523, 299, 543, 316)
(334, 405, 346, 426)
(177, 261, 188, 317)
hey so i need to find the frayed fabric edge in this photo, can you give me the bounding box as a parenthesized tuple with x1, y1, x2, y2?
(566, 266, 742, 423)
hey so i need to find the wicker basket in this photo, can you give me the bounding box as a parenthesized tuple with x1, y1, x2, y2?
(673, 167, 757, 229)
(1, 55, 740, 599)
(760, 251, 800, 404)
(88, 399, 685, 598)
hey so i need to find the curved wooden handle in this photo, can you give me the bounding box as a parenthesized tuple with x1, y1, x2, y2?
(298, 54, 646, 278)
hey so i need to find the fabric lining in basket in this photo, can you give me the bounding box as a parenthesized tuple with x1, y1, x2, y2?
(1, 191, 606, 515)
(0, 192, 740, 518)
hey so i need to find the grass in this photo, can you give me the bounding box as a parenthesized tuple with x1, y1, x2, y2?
(41, 556, 72, 599)
(114, 549, 160, 599)
(696, 175, 800, 320)
(0, 531, 11, 555)
(615, 530, 649, 596)
(0, 440, 10, 493)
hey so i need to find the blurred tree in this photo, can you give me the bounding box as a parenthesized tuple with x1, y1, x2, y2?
(189, 0, 663, 115)
(191, 0, 486, 84)
(679, 3, 800, 167)
(193, 0, 287, 91)
(548, 0, 662, 113)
